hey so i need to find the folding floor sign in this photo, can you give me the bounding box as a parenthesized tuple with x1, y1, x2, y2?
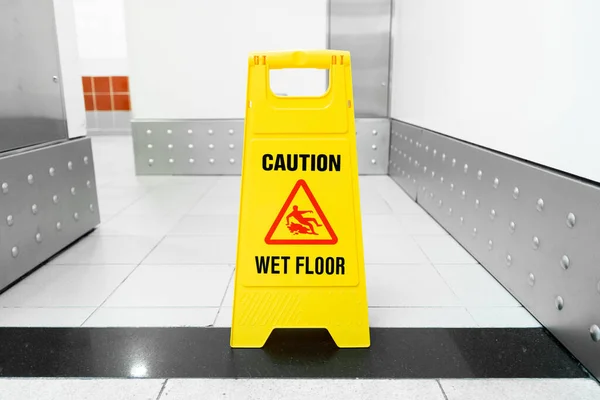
(231, 50, 370, 348)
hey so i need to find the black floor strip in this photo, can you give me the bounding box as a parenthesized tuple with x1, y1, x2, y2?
(0, 327, 586, 379)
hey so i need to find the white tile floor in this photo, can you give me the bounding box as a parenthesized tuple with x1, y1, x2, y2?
(0, 136, 542, 329)
(1, 378, 599, 400)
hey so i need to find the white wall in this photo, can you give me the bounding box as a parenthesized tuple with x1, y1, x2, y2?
(73, 0, 129, 75)
(53, 0, 87, 138)
(391, 0, 600, 183)
(124, 0, 328, 119)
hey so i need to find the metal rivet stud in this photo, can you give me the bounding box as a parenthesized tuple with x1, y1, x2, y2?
(590, 325, 600, 342)
(431, 171, 436, 178)
(528, 273, 535, 286)
(472, 228, 477, 237)
(168, 159, 174, 164)
(506, 254, 512, 266)
(90, 204, 95, 213)
(555, 296, 564, 311)
(461, 190, 466, 199)
(372, 129, 378, 135)
(464, 164, 468, 173)
(208, 129, 214, 135)
(566, 212, 576, 228)
(35, 233, 42, 243)
(229, 158, 235, 164)
(513, 187, 519, 199)
(74, 212, 79, 221)
(440, 176, 444, 183)
(422, 186, 426, 192)
(7, 215, 13, 226)
(187, 129, 193, 134)
(31, 204, 38, 214)
(450, 183, 454, 191)
(452, 158, 456, 167)
(147, 144, 153, 149)
(53, 195, 59, 204)
(488, 240, 493, 250)
(442, 154, 446, 161)
(229, 129, 234, 135)
(209, 158, 215, 164)
(560, 255, 570, 270)
(1, 182, 7, 194)
(11, 246, 18, 258)
(49, 167, 55, 176)
(490, 209, 496, 220)
(477, 170, 483, 180)
(536, 198, 544, 211)
(87, 180, 92, 188)
(425, 146, 429, 152)
(429, 192, 434, 199)
(148, 159, 154, 166)
(71, 187, 76, 196)
(84, 156, 89, 165)
(28, 174, 34, 184)
(372, 145, 377, 150)
(56, 222, 62, 231)
(189, 158, 195, 163)
(460, 217, 464, 224)
(509, 221, 516, 233)
(146, 129, 152, 134)
(167, 129, 172, 134)
(532, 236, 540, 249)
(68, 161, 73, 170)
(229, 144, 235, 149)
(424, 166, 428, 173)
(438, 199, 443, 207)
(168, 144, 173, 149)
(475, 199, 480, 208)
(493, 178, 499, 189)
(448, 207, 453, 216)
(371, 159, 376, 164)
(433, 149, 437, 156)
(208, 144, 215, 150)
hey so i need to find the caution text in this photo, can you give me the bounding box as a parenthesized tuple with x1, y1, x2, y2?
(255, 256, 345, 275)
(262, 154, 341, 172)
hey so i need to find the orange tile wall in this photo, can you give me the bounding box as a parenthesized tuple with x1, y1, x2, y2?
(82, 76, 131, 111)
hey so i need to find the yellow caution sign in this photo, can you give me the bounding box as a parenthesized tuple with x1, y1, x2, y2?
(231, 50, 370, 348)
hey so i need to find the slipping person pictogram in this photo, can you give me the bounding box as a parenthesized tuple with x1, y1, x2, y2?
(286, 205, 322, 235)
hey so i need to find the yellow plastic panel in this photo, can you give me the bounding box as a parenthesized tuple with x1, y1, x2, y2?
(231, 50, 369, 349)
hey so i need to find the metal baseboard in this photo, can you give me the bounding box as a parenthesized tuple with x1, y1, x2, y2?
(131, 118, 390, 175)
(0, 138, 100, 291)
(389, 119, 600, 380)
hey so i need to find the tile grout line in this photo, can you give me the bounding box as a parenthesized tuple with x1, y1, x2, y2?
(436, 379, 450, 400)
(79, 234, 170, 327)
(155, 379, 169, 400)
(212, 265, 236, 327)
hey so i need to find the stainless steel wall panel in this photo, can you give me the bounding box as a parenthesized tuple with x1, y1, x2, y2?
(0, 0, 68, 153)
(132, 118, 390, 176)
(356, 118, 390, 175)
(388, 120, 422, 200)
(393, 118, 600, 380)
(0, 138, 100, 291)
(328, 0, 392, 117)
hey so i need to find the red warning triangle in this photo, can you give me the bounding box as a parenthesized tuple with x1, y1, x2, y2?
(265, 179, 338, 245)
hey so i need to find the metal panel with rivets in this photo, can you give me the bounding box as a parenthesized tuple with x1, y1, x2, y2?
(131, 118, 390, 175)
(387, 120, 423, 200)
(0, 138, 100, 291)
(391, 118, 600, 380)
